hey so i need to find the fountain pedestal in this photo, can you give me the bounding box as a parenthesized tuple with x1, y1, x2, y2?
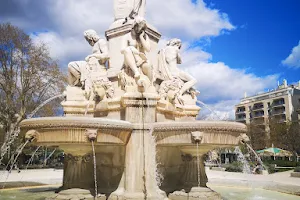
(109, 92, 165, 200)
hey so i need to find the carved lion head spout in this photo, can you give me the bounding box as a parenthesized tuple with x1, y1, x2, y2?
(238, 133, 250, 144)
(25, 130, 39, 142)
(85, 129, 98, 141)
(191, 131, 204, 144)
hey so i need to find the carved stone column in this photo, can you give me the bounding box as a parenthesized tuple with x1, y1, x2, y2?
(109, 93, 165, 200)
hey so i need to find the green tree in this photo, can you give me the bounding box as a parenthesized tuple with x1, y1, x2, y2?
(247, 122, 266, 150)
(0, 23, 66, 163)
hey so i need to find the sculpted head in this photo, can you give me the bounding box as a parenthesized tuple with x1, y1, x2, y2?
(133, 16, 147, 34)
(84, 29, 100, 46)
(167, 38, 182, 49)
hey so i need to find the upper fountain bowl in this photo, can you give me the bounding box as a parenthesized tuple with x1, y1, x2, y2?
(20, 117, 133, 146)
(153, 121, 247, 152)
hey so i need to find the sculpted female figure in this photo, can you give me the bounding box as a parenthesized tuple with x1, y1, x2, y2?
(68, 30, 109, 87)
(121, 16, 152, 85)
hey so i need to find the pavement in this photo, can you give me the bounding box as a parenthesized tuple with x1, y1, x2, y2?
(0, 168, 63, 186)
(206, 169, 300, 195)
(0, 168, 299, 195)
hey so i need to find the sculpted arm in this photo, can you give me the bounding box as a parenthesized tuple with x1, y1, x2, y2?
(139, 31, 151, 52)
(177, 51, 182, 64)
(86, 40, 109, 61)
(121, 34, 139, 55)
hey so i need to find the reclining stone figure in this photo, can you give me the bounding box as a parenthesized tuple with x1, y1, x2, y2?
(67, 29, 109, 88)
(158, 38, 198, 104)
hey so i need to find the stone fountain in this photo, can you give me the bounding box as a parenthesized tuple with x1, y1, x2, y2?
(20, 1, 247, 199)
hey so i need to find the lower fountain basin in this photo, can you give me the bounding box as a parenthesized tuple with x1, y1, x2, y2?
(20, 117, 133, 146)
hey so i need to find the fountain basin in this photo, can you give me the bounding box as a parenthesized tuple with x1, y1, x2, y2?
(153, 121, 247, 147)
(152, 121, 247, 195)
(20, 117, 133, 146)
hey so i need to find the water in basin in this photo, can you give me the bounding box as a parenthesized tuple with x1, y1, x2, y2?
(210, 185, 300, 200)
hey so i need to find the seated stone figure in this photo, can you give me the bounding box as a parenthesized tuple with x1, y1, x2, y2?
(68, 29, 109, 88)
(120, 16, 153, 86)
(158, 38, 198, 104)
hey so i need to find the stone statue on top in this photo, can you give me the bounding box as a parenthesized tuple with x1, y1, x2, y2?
(158, 38, 199, 105)
(67, 30, 114, 101)
(119, 16, 154, 92)
(114, 0, 146, 21)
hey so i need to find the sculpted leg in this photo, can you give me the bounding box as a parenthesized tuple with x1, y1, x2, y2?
(68, 62, 81, 86)
(141, 62, 153, 83)
(123, 48, 140, 78)
(179, 71, 197, 95)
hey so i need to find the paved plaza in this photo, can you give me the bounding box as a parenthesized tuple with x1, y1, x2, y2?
(0, 168, 299, 194)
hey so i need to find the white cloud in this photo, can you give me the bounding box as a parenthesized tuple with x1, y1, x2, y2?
(185, 61, 278, 101)
(31, 31, 90, 63)
(180, 46, 278, 120)
(282, 41, 300, 68)
(147, 0, 235, 39)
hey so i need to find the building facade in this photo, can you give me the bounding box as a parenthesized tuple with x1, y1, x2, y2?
(235, 80, 300, 136)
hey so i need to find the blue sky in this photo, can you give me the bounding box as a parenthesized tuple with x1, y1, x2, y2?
(204, 0, 300, 80)
(0, 0, 299, 119)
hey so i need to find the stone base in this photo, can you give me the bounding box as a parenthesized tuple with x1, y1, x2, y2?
(157, 100, 200, 122)
(46, 188, 106, 200)
(168, 187, 222, 200)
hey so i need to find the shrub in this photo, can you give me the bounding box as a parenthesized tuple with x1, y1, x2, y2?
(224, 161, 243, 172)
(294, 166, 300, 172)
(264, 160, 299, 167)
(265, 164, 276, 174)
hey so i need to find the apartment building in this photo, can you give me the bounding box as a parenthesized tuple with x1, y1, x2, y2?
(235, 80, 300, 130)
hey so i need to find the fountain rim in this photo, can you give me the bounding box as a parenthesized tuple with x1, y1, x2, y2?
(20, 116, 133, 130)
(152, 121, 247, 133)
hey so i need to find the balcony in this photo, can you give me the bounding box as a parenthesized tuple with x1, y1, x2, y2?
(252, 103, 264, 111)
(253, 110, 264, 118)
(236, 107, 246, 114)
(236, 110, 245, 114)
(272, 98, 285, 108)
(236, 114, 246, 122)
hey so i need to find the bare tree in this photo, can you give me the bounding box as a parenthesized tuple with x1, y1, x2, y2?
(0, 23, 66, 162)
